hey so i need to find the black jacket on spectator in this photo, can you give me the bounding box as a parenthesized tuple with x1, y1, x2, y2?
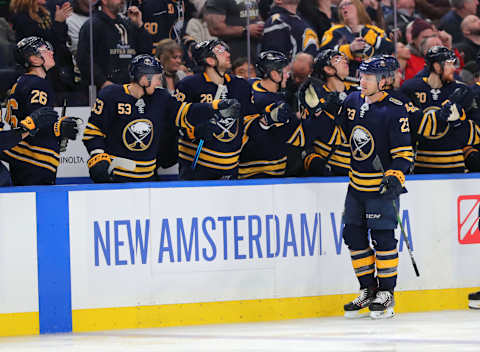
(439, 10, 465, 44)
(298, 1, 333, 42)
(77, 10, 153, 88)
(458, 37, 480, 66)
(385, 10, 416, 40)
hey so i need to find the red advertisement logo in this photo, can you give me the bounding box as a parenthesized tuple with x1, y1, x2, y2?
(457, 195, 480, 244)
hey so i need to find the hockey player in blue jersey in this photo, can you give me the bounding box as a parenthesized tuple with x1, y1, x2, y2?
(340, 57, 414, 319)
(298, 49, 356, 176)
(400, 46, 480, 173)
(238, 50, 306, 178)
(83, 53, 246, 183)
(173, 39, 258, 180)
(3, 36, 80, 185)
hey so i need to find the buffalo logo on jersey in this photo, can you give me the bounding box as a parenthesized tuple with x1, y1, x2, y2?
(213, 117, 238, 143)
(350, 126, 375, 161)
(123, 119, 154, 151)
(422, 106, 450, 138)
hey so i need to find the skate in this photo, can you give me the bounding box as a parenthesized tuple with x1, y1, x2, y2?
(468, 291, 480, 309)
(344, 287, 376, 318)
(369, 290, 395, 319)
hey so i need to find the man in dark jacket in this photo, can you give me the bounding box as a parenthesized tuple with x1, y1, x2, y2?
(77, 0, 153, 90)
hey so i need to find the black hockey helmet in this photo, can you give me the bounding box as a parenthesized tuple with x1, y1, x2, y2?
(191, 39, 230, 67)
(129, 54, 163, 83)
(256, 50, 289, 78)
(313, 49, 344, 78)
(425, 46, 456, 69)
(15, 36, 53, 68)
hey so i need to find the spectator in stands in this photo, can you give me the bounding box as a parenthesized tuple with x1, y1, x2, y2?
(439, 0, 479, 44)
(231, 56, 256, 78)
(10, 0, 75, 102)
(262, 0, 320, 59)
(66, 0, 90, 59)
(385, 0, 416, 40)
(156, 39, 187, 94)
(415, 0, 450, 21)
(77, 0, 153, 90)
(396, 41, 410, 84)
(132, 0, 187, 50)
(320, 0, 393, 82)
(284, 52, 312, 112)
(0, 17, 16, 68)
(298, 0, 333, 42)
(405, 18, 435, 80)
(460, 15, 480, 65)
(204, 0, 263, 60)
(185, 3, 216, 43)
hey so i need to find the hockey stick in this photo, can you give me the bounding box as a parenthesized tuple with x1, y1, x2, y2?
(108, 157, 137, 175)
(59, 99, 68, 153)
(191, 139, 204, 169)
(372, 155, 420, 277)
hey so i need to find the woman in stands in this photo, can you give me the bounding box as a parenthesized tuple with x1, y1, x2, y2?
(155, 39, 188, 94)
(320, 0, 394, 83)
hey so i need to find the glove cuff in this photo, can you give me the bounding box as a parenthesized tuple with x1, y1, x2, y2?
(304, 153, 323, 171)
(211, 100, 221, 110)
(463, 145, 477, 160)
(53, 116, 67, 137)
(88, 153, 111, 169)
(20, 116, 37, 135)
(385, 169, 405, 186)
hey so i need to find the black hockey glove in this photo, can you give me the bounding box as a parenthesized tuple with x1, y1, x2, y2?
(263, 102, 291, 125)
(302, 150, 333, 176)
(194, 118, 217, 141)
(54, 116, 82, 140)
(323, 92, 342, 117)
(298, 79, 323, 117)
(19, 107, 58, 136)
(87, 153, 112, 183)
(437, 102, 464, 127)
(463, 145, 480, 172)
(212, 99, 242, 121)
(379, 170, 405, 197)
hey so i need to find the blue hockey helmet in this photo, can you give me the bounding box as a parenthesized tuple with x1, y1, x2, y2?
(15, 36, 53, 68)
(359, 56, 390, 76)
(129, 54, 163, 83)
(256, 50, 289, 78)
(191, 39, 230, 67)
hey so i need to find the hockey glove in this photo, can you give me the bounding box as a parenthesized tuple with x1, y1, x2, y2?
(263, 102, 291, 125)
(212, 99, 242, 121)
(87, 153, 112, 183)
(302, 150, 333, 176)
(20, 107, 59, 136)
(379, 169, 405, 197)
(54, 116, 82, 140)
(298, 80, 322, 116)
(323, 92, 342, 118)
(463, 145, 480, 172)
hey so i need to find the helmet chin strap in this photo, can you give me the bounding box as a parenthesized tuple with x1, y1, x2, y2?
(267, 70, 283, 90)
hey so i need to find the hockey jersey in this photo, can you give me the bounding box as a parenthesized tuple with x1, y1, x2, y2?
(2, 74, 60, 185)
(340, 91, 413, 198)
(400, 77, 479, 173)
(237, 80, 306, 179)
(320, 24, 393, 82)
(83, 84, 187, 181)
(133, 0, 185, 50)
(174, 72, 259, 179)
(262, 6, 320, 58)
(300, 81, 354, 176)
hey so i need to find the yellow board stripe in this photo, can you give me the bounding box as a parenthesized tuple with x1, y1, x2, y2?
(0, 312, 39, 337)
(71, 287, 480, 332)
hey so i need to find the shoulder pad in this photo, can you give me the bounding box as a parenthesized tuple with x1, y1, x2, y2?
(388, 97, 403, 106)
(455, 80, 467, 85)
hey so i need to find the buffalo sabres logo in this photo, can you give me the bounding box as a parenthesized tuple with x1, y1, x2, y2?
(122, 119, 154, 151)
(213, 117, 238, 142)
(350, 125, 374, 161)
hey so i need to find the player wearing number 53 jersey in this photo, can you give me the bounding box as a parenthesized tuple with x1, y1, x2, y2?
(3, 37, 79, 185)
(339, 57, 413, 319)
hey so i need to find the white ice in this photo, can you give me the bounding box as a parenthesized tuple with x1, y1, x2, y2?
(0, 310, 479, 352)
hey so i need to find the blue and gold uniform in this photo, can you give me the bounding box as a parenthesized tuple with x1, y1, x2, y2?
(300, 81, 355, 176)
(237, 80, 306, 179)
(340, 89, 413, 297)
(262, 6, 320, 58)
(320, 24, 393, 81)
(400, 77, 480, 173)
(174, 72, 258, 179)
(83, 84, 189, 181)
(2, 75, 59, 185)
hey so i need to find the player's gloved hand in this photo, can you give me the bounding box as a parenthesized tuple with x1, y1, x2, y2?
(19, 107, 59, 136)
(323, 92, 342, 117)
(194, 118, 216, 141)
(87, 152, 112, 183)
(263, 102, 291, 125)
(212, 99, 241, 121)
(54, 116, 82, 140)
(379, 169, 405, 197)
(298, 79, 322, 116)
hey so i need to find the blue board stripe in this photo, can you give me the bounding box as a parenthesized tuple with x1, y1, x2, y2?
(36, 189, 72, 334)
